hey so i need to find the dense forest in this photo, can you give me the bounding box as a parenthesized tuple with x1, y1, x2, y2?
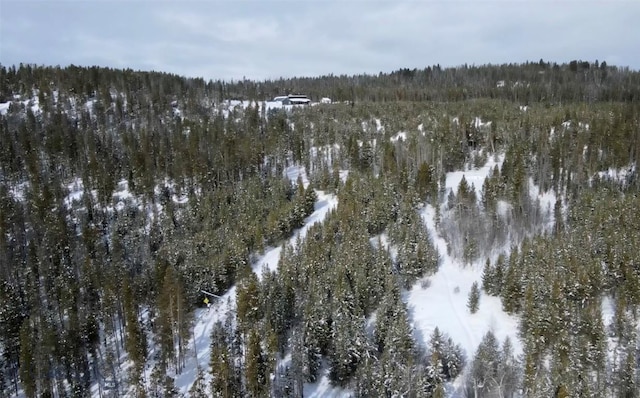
(0, 60, 639, 397)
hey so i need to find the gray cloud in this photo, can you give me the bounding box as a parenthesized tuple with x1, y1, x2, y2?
(1, 0, 638, 81)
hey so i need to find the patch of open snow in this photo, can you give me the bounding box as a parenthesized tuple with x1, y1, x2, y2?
(284, 165, 310, 188)
(310, 144, 341, 168)
(172, 193, 189, 204)
(113, 180, 133, 202)
(527, 177, 554, 206)
(595, 163, 636, 185)
(390, 131, 407, 143)
(407, 155, 523, 394)
(22, 96, 41, 115)
(374, 118, 383, 132)
(407, 204, 523, 394)
(0, 101, 9, 115)
(64, 177, 85, 208)
(601, 296, 615, 327)
(496, 200, 512, 218)
(339, 170, 349, 183)
(445, 154, 504, 199)
(85, 99, 96, 113)
(303, 367, 353, 398)
(473, 117, 491, 129)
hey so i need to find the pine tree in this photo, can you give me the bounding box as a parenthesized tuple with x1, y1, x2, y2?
(236, 269, 262, 335)
(189, 367, 208, 398)
(123, 278, 147, 389)
(209, 322, 235, 398)
(467, 331, 501, 397)
(245, 327, 267, 397)
(18, 318, 36, 398)
(468, 281, 480, 314)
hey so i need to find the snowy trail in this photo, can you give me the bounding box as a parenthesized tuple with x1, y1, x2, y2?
(175, 180, 338, 394)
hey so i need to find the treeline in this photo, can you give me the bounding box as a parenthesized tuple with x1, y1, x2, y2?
(2, 60, 640, 105)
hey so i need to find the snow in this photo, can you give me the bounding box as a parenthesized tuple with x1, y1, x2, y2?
(405, 155, 523, 395)
(8, 181, 30, 202)
(24, 96, 41, 115)
(221, 98, 321, 118)
(601, 296, 615, 327)
(285, 165, 310, 188)
(64, 177, 86, 208)
(85, 99, 96, 113)
(496, 200, 513, 218)
(528, 177, 556, 218)
(320, 97, 332, 104)
(595, 163, 636, 186)
(309, 144, 341, 168)
(390, 131, 407, 143)
(473, 117, 491, 129)
(113, 180, 134, 202)
(0, 95, 41, 116)
(444, 153, 504, 198)
(374, 118, 383, 132)
(408, 203, 523, 364)
(303, 367, 353, 398)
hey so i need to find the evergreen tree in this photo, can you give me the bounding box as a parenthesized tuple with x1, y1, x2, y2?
(468, 281, 481, 314)
(245, 327, 268, 397)
(189, 367, 209, 398)
(209, 322, 236, 398)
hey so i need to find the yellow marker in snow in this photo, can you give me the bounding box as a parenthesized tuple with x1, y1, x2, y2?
(203, 297, 209, 305)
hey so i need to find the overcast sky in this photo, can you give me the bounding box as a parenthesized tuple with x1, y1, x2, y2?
(1, 0, 638, 81)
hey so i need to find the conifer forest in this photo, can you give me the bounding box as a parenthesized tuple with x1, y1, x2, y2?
(0, 60, 639, 397)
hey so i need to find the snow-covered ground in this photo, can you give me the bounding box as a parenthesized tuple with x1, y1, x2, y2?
(0, 101, 10, 115)
(0, 95, 41, 116)
(445, 153, 504, 198)
(406, 155, 522, 395)
(221, 99, 332, 118)
(390, 131, 407, 143)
